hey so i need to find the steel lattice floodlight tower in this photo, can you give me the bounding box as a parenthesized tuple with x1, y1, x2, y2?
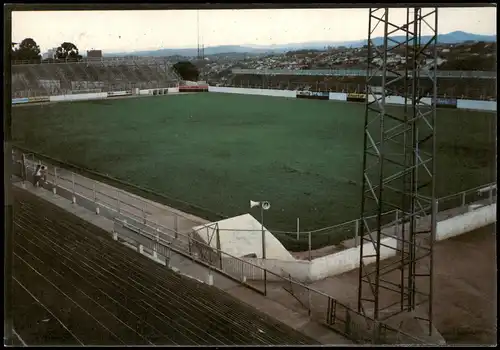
(357, 7, 438, 336)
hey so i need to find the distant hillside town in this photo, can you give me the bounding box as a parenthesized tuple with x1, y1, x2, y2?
(11, 32, 497, 101)
(199, 41, 495, 82)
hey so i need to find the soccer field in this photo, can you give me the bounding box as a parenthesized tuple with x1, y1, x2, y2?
(12, 93, 496, 250)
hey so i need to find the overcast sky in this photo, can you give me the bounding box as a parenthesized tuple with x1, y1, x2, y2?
(12, 7, 496, 53)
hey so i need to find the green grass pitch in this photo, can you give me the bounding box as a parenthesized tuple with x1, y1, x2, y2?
(12, 93, 496, 250)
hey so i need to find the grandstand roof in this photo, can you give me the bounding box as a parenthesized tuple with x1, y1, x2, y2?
(11, 188, 319, 346)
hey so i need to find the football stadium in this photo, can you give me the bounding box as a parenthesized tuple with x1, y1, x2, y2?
(8, 6, 497, 347)
(12, 67, 495, 251)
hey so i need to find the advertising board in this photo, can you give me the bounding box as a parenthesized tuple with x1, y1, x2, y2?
(296, 91, 329, 100)
(27, 96, 50, 103)
(346, 93, 367, 103)
(432, 97, 457, 108)
(179, 85, 209, 93)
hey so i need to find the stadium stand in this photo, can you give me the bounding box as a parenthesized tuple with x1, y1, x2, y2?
(12, 187, 319, 346)
(229, 73, 496, 100)
(12, 58, 181, 98)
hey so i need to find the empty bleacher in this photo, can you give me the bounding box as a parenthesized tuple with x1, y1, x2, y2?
(229, 74, 496, 100)
(12, 58, 181, 98)
(12, 187, 318, 346)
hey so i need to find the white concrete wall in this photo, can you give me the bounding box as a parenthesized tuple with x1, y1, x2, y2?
(307, 203, 496, 281)
(208, 86, 296, 98)
(329, 92, 348, 101)
(249, 257, 311, 281)
(226, 203, 496, 282)
(368, 94, 433, 106)
(309, 237, 397, 281)
(457, 99, 496, 111)
(436, 203, 496, 241)
(14, 86, 496, 111)
(208, 88, 495, 111)
(49, 92, 108, 102)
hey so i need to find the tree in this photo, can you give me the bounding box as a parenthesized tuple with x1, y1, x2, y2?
(55, 42, 82, 61)
(12, 38, 41, 63)
(173, 61, 200, 81)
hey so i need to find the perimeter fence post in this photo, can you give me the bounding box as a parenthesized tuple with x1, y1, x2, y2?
(117, 190, 121, 215)
(296, 218, 300, 240)
(394, 210, 399, 237)
(308, 288, 312, 316)
(216, 226, 223, 270)
(354, 219, 360, 247)
(166, 245, 171, 268)
(174, 215, 179, 239)
(71, 173, 76, 204)
(52, 167, 58, 194)
(308, 232, 312, 261)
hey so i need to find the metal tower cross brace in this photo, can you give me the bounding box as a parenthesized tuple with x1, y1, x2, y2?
(357, 7, 438, 336)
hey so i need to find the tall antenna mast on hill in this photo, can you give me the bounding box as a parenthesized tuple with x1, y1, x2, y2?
(197, 10, 201, 60)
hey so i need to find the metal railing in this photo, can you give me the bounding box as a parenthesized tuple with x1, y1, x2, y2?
(22, 154, 205, 230)
(14, 149, 497, 344)
(231, 68, 497, 79)
(113, 218, 423, 344)
(14, 145, 225, 222)
(12, 57, 175, 66)
(209, 180, 496, 257)
(436, 183, 497, 214)
(16, 147, 496, 257)
(14, 149, 432, 344)
(20, 148, 398, 256)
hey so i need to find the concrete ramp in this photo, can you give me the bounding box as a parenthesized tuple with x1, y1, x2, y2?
(192, 213, 295, 261)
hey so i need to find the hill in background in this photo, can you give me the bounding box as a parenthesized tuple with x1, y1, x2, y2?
(103, 31, 496, 58)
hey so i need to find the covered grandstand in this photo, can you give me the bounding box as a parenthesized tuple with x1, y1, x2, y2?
(12, 57, 182, 98)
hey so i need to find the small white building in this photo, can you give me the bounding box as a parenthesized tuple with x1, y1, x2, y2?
(42, 47, 58, 60)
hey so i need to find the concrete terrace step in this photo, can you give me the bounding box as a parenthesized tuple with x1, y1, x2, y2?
(12, 180, 352, 345)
